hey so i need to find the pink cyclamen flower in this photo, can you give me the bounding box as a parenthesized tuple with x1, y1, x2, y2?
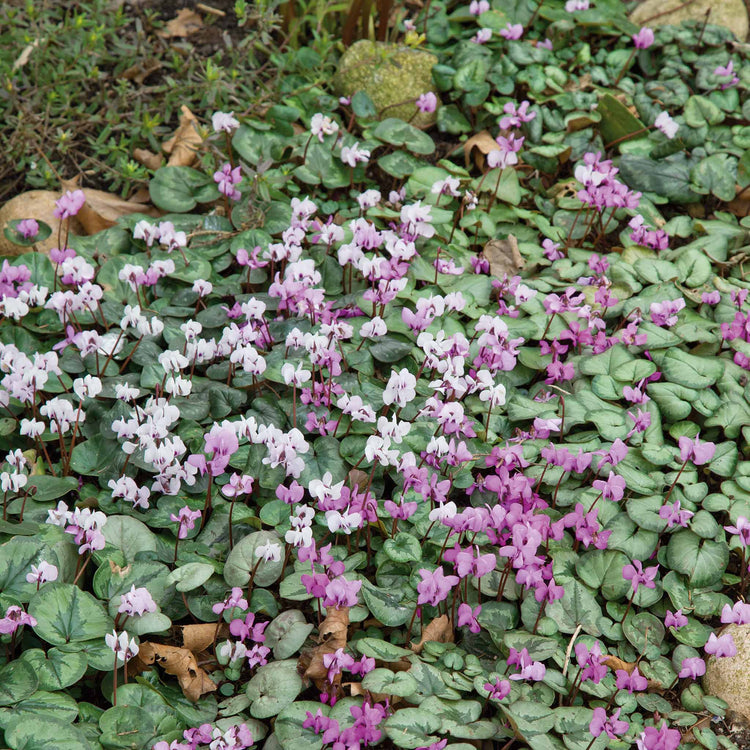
(722, 601, 750, 625)
(416, 92, 438, 114)
(213, 587, 249, 615)
(632, 27, 654, 49)
(456, 602, 481, 633)
(714, 61, 739, 89)
(213, 163, 242, 201)
(678, 433, 715, 465)
(725, 516, 750, 546)
(118, 585, 157, 617)
(679, 656, 706, 679)
(16, 219, 39, 239)
(590, 707, 629, 739)
(705, 632, 737, 658)
(636, 722, 681, 750)
(500, 23, 523, 40)
(26, 560, 58, 585)
(417, 567, 460, 607)
(615, 666, 648, 693)
(622, 560, 658, 592)
(469, 0, 490, 14)
(472, 28, 492, 44)
(170, 506, 201, 539)
(0, 605, 37, 635)
(565, 0, 590, 10)
(54, 190, 86, 220)
(664, 609, 688, 629)
(212, 111, 240, 133)
(484, 677, 511, 701)
(702, 291, 720, 305)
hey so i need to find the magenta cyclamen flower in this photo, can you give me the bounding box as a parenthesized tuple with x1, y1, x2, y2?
(632, 27, 654, 49)
(592, 471, 626, 502)
(590, 707, 629, 739)
(170, 506, 201, 539)
(54, 189, 86, 220)
(417, 566, 460, 607)
(622, 560, 658, 592)
(723, 601, 750, 625)
(456, 602, 481, 633)
(484, 677, 511, 701)
(213, 163, 242, 201)
(615, 666, 648, 693)
(725, 516, 750, 546)
(705, 632, 737, 658)
(500, 23, 523, 40)
(678, 657, 706, 679)
(664, 609, 688, 629)
(636, 722, 681, 750)
(15, 219, 39, 239)
(416, 92, 438, 113)
(0, 605, 37, 635)
(678, 433, 716, 465)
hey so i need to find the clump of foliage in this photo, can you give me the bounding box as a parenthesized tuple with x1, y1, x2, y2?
(1, 1, 750, 750)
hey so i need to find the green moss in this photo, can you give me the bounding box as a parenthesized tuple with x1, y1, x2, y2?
(333, 40, 439, 129)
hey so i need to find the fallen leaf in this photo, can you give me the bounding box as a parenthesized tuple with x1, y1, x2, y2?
(602, 655, 636, 673)
(133, 148, 164, 171)
(483, 235, 524, 279)
(158, 8, 203, 38)
(181, 623, 228, 653)
(300, 607, 350, 691)
(60, 178, 160, 235)
(348, 469, 369, 493)
(411, 614, 453, 654)
(137, 642, 217, 702)
(12, 39, 40, 72)
(464, 131, 500, 170)
(163, 105, 203, 167)
(108, 560, 131, 578)
(121, 58, 162, 85)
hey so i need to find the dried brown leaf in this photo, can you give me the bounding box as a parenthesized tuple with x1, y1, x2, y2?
(348, 469, 369, 493)
(121, 58, 162, 84)
(108, 560, 131, 578)
(602, 655, 636, 673)
(133, 148, 164, 171)
(137, 642, 217, 702)
(12, 39, 40, 72)
(483, 235, 524, 278)
(301, 607, 349, 690)
(463, 131, 500, 170)
(411, 614, 453, 654)
(158, 8, 203, 38)
(162, 105, 203, 167)
(181, 623, 228, 654)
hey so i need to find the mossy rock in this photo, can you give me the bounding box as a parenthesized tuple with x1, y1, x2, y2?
(333, 40, 439, 129)
(629, 0, 748, 41)
(703, 624, 750, 724)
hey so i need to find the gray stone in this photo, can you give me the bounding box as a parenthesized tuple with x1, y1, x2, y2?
(333, 40, 439, 129)
(629, 0, 748, 42)
(703, 624, 750, 724)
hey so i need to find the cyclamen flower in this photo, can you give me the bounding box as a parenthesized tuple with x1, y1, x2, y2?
(0, 605, 37, 635)
(679, 656, 706, 679)
(417, 567, 460, 607)
(714, 61, 739, 89)
(212, 111, 240, 133)
(508, 647, 546, 681)
(678, 433, 715, 465)
(310, 113, 339, 142)
(214, 163, 242, 201)
(457, 602, 481, 633)
(416, 92, 438, 114)
(213, 587, 249, 615)
(650, 298, 685, 327)
(469, 0, 489, 14)
(705, 632, 737, 657)
(472, 28, 492, 44)
(615, 666, 647, 692)
(590, 707, 629, 739)
(636, 722, 681, 750)
(500, 23, 523, 39)
(340, 142, 371, 167)
(654, 111, 679, 139)
(665, 609, 688, 629)
(565, 0, 590, 10)
(622, 560, 658, 592)
(54, 189, 86, 220)
(118, 585, 157, 617)
(383, 368, 417, 408)
(26, 560, 58, 585)
(658, 500, 693, 528)
(170, 506, 201, 539)
(725, 516, 750, 546)
(484, 677, 511, 701)
(105, 629, 138, 663)
(632, 27, 654, 49)
(16, 219, 39, 239)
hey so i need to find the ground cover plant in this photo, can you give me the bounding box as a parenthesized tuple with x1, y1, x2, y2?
(1, 0, 750, 749)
